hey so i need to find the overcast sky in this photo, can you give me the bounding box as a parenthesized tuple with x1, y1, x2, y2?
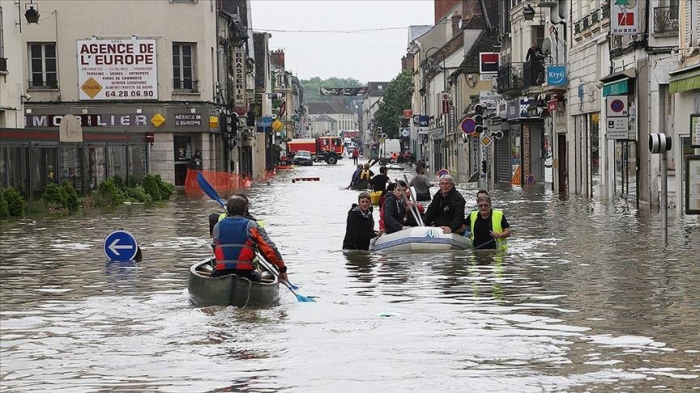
(250, 0, 434, 84)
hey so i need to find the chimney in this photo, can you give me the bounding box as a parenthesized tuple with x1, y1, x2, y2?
(451, 11, 461, 37)
(271, 49, 285, 69)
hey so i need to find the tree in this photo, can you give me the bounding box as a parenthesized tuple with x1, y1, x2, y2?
(373, 70, 412, 139)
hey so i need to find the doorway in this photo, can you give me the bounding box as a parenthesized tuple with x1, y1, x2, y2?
(557, 134, 567, 194)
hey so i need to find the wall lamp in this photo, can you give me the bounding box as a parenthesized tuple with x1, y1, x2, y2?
(523, 4, 536, 21)
(25, 1, 40, 24)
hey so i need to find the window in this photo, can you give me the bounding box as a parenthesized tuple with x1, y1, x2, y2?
(173, 43, 197, 91)
(28, 43, 58, 89)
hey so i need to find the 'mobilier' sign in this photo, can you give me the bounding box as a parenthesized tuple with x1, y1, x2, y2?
(233, 49, 247, 116)
(77, 38, 158, 101)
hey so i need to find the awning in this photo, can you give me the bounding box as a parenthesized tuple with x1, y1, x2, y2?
(669, 64, 700, 94)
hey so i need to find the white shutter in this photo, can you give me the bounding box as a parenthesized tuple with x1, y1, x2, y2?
(694, 0, 700, 47)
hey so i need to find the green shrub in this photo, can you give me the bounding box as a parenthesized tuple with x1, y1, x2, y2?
(142, 174, 160, 201)
(142, 174, 174, 201)
(41, 183, 68, 211)
(112, 174, 125, 190)
(61, 181, 81, 211)
(0, 187, 9, 219)
(93, 177, 125, 207)
(125, 185, 153, 204)
(3, 187, 25, 217)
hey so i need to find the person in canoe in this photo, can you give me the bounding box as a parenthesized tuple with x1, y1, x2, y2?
(342, 192, 378, 250)
(409, 163, 432, 201)
(382, 180, 424, 234)
(460, 195, 510, 250)
(346, 164, 363, 189)
(351, 163, 374, 190)
(369, 165, 389, 193)
(208, 193, 256, 237)
(422, 175, 465, 234)
(211, 195, 288, 282)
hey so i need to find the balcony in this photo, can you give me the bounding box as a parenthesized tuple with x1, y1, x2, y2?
(497, 62, 524, 95)
(653, 6, 679, 35)
(523, 61, 544, 90)
(0, 58, 7, 73)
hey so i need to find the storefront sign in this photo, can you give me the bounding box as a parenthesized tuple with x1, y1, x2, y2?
(77, 39, 157, 100)
(602, 78, 629, 97)
(611, 0, 639, 35)
(232, 48, 247, 115)
(691, 114, 700, 148)
(26, 114, 149, 127)
(546, 65, 567, 86)
(686, 155, 700, 214)
(174, 114, 202, 126)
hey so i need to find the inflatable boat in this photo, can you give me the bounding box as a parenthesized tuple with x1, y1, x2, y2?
(370, 226, 472, 252)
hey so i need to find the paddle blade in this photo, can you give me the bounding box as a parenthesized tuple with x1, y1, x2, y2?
(196, 172, 225, 207)
(295, 293, 316, 302)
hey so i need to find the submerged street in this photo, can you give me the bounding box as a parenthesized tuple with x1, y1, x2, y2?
(1, 158, 699, 392)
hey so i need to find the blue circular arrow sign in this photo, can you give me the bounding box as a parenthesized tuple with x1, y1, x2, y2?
(103, 230, 138, 262)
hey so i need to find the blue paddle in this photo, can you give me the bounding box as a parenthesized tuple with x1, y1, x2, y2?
(196, 172, 226, 208)
(256, 251, 315, 303)
(195, 172, 307, 297)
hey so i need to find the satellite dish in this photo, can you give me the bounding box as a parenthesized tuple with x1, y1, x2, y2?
(541, 38, 552, 56)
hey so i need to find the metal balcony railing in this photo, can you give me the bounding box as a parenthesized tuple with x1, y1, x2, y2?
(174, 79, 199, 92)
(591, 8, 600, 24)
(28, 79, 59, 89)
(574, 20, 582, 35)
(0, 58, 7, 72)
(602, 5, 610, 19)
(497, 62, 524, 94)
(653, 6, 679, 34)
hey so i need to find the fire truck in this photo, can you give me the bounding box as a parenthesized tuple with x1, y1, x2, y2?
(287, 136, 344, 164)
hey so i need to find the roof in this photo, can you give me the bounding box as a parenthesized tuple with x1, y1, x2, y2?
(309, 114, 337, 123)
(366, 82, 390, 97)
(307, 102, 354, 115)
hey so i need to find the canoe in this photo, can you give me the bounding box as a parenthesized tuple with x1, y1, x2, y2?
(370, 226, 472, 252)
(387, 164, 404, 170)
(276, 165, 295, 170)
(188, 258, 279, 307)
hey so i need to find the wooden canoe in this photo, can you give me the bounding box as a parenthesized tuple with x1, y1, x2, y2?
(188, 258, 279, 307)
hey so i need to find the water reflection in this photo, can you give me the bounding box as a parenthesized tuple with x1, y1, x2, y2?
(1, 158, 699, 391)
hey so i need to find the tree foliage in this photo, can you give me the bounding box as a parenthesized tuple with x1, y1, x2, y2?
(301, 76, 362, 106)
(373, 70, 412, 139)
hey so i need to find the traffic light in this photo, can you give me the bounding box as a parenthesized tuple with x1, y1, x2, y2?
(474, 104, 484, 133)
(481, 160, 487, 174)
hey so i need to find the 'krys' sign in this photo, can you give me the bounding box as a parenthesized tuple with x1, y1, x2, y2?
(26, 114, 151, 128)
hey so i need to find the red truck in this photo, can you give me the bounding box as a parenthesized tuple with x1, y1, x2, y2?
(287, 136, 344, 164)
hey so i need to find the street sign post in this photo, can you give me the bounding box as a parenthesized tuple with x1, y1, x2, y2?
(103, 230, 139, 262)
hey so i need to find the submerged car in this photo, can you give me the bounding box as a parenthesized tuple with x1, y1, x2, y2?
(293, 150, 313, 166)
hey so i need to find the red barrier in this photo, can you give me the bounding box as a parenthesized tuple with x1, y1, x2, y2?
(291, 177, 320, 183)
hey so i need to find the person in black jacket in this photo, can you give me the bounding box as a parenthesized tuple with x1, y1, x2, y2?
(422, 175, 466, 234)
(342, 192, 378, 250)
(382, 180, 422, 234)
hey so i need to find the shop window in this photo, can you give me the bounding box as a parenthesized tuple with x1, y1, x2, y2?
(129, 145, 148, 186)
(174, 135, 192, 162)
(28, 42, 58, 89)
(107, 146, 127, 183)
(0, 146, 30, 196)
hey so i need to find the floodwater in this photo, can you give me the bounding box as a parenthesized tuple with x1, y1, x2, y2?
(1, 158, 699, 392)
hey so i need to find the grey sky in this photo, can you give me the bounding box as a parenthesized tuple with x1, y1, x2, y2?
(250, 0, 434, 84)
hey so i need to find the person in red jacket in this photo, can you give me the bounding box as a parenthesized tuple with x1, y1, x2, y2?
(212, 196, 288, 282)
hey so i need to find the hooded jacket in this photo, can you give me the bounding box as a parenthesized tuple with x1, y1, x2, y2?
(422, 187, 466, 231)
(342, 204, 376, 250)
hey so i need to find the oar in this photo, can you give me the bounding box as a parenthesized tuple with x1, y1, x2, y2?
(402, 174, 425, 226)
(196, 171, 303, 292)
(395, 179, 424, 227)
(196, 172, 225, 208)
(475, 238, 496, 250)
(256, 251, 315, 303)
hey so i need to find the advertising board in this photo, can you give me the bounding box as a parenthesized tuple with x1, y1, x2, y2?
(77, 39, 157, 100)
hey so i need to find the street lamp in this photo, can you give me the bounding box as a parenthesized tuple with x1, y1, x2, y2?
(523, 4, 536, 21)
(25, 2, 40, 24)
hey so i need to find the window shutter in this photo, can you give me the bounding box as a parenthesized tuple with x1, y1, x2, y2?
(684, 0, 692, 48)
(694, 0, 700, 47)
